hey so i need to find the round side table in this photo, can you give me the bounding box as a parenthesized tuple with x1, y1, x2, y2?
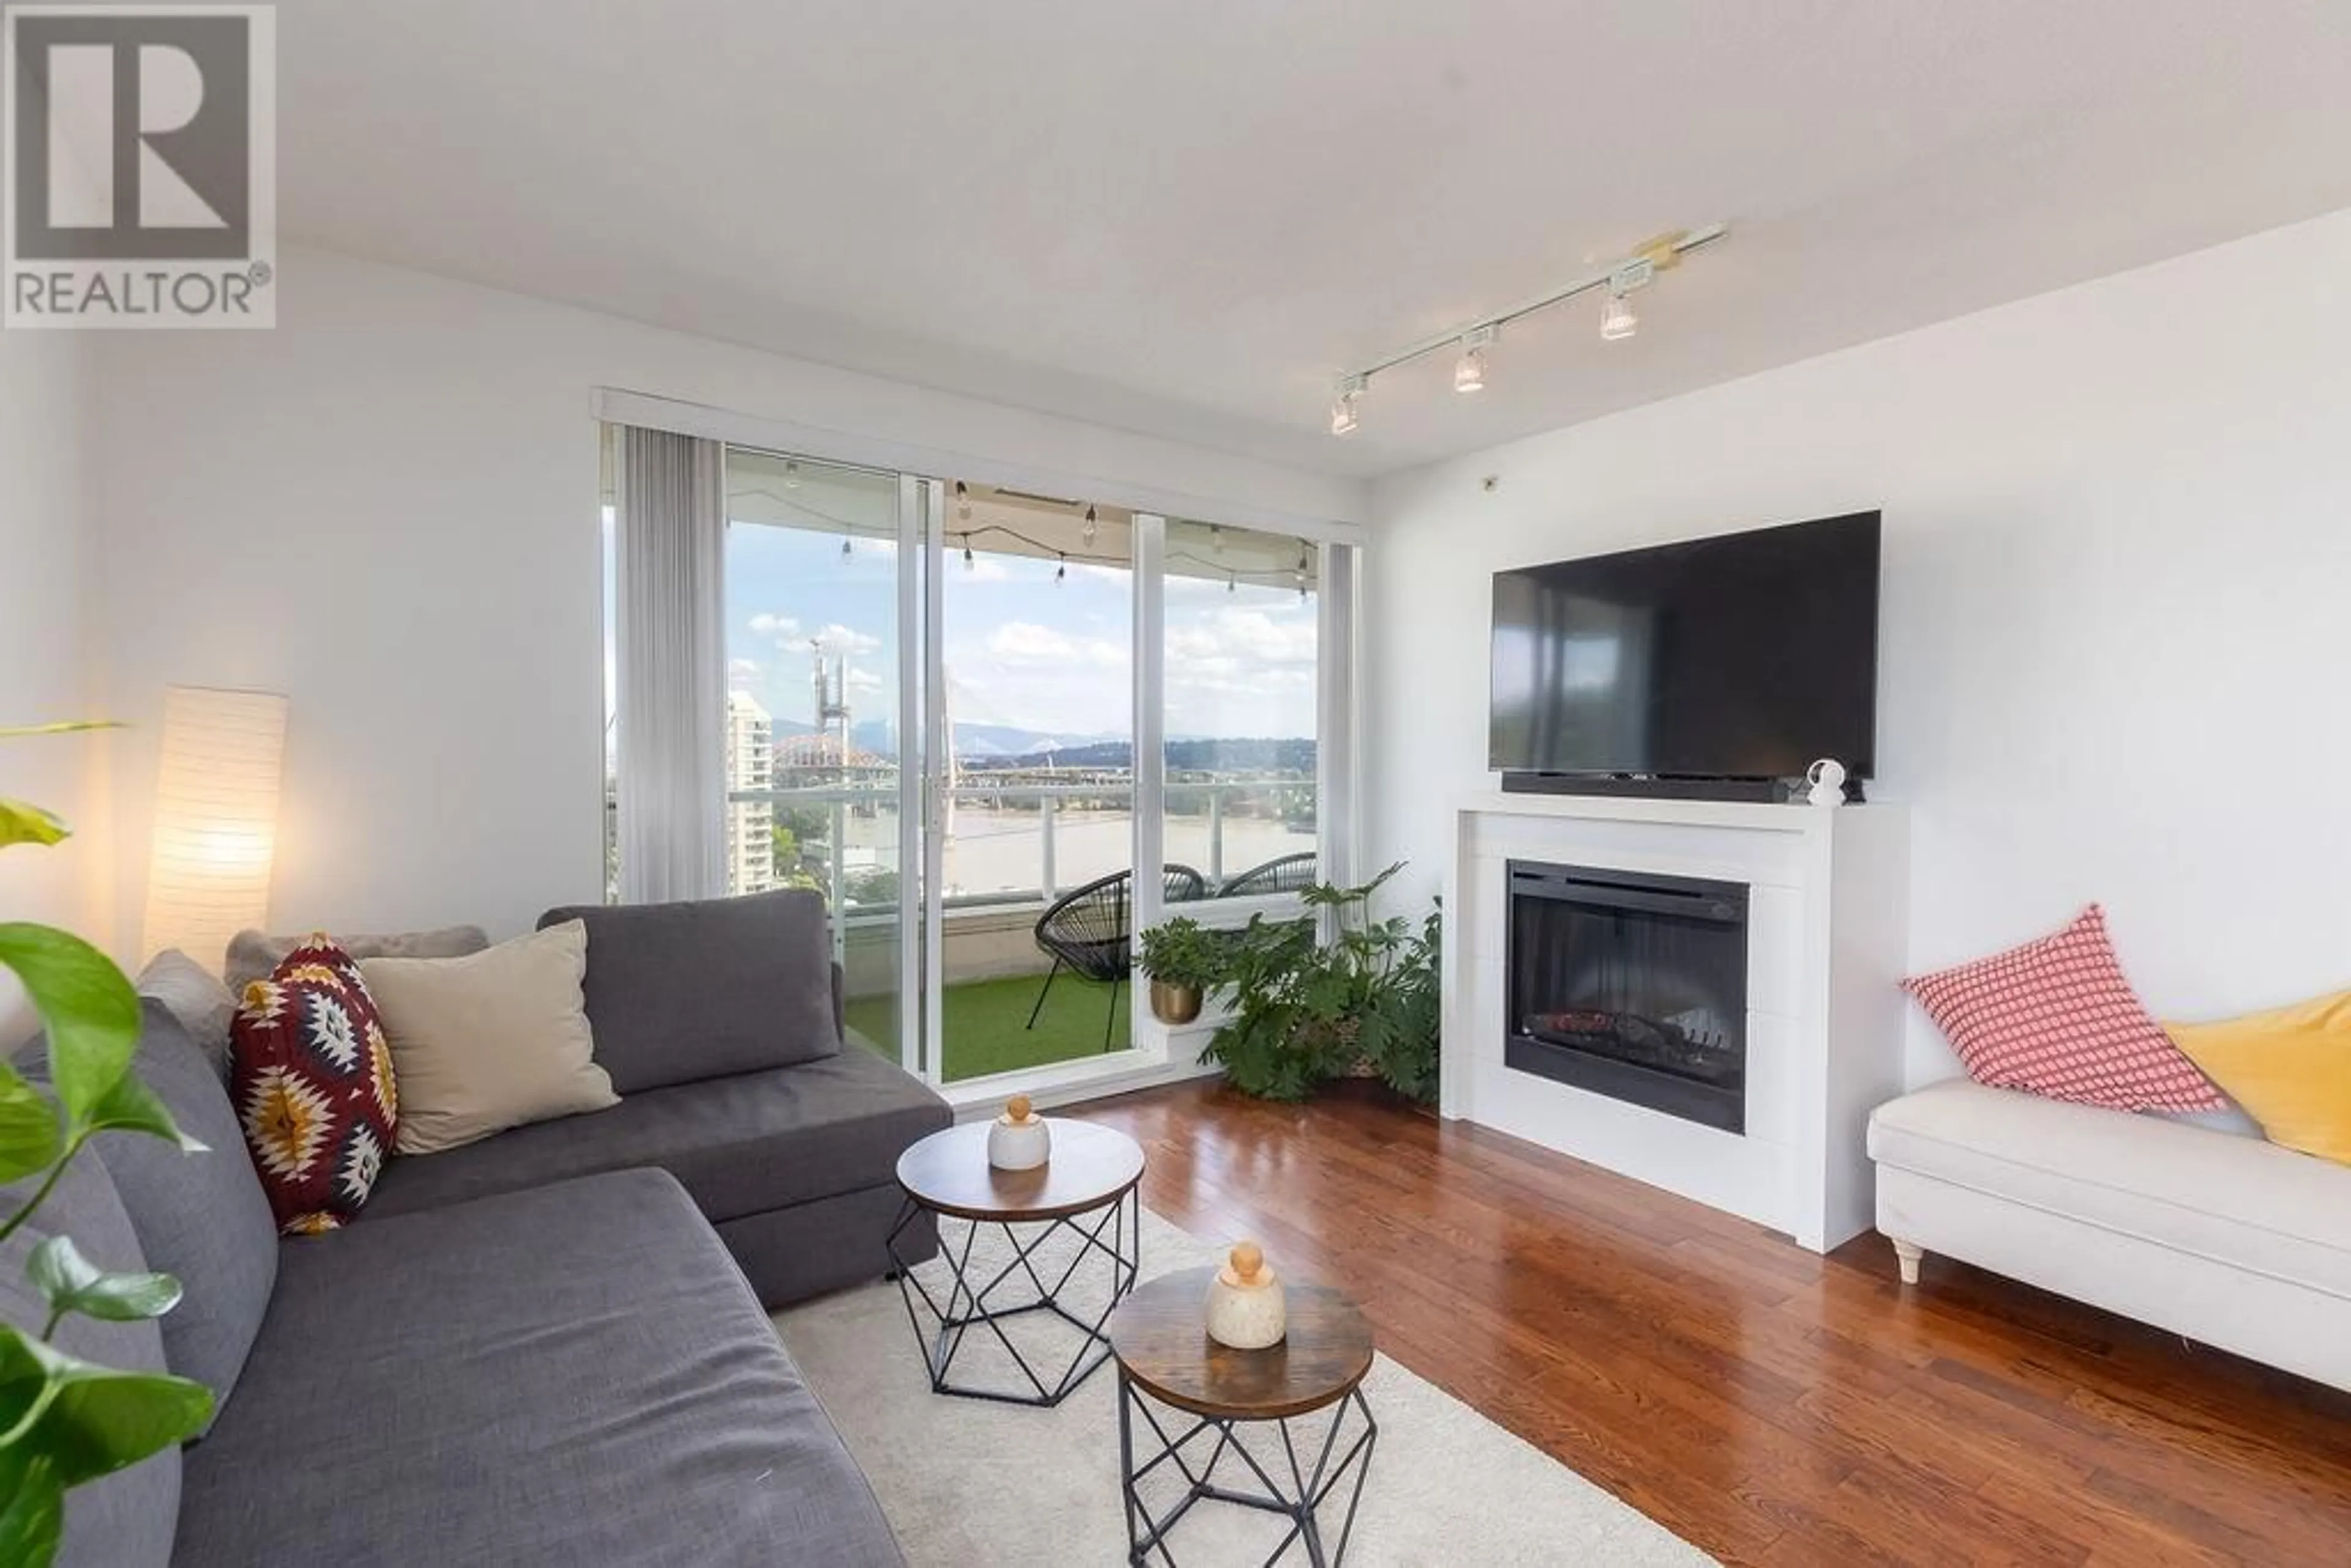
(1108, 1265, 1378, 1566)
(888, 1118, 1144, 1406)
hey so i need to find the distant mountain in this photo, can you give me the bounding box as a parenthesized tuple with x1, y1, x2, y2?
(776, 716, 1307, 771)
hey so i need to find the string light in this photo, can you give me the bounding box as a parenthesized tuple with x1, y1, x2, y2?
(840, 533, 852, 559)
(955, 480, 971, 522)
(1228, 573, 1237, 593)
(1056, 552, 1068, 583)
(961, 539, 974, 571)
(1082, 505, 1098, 544)
(784, 460, 801, 490)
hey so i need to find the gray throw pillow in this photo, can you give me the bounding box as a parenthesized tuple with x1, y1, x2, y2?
(223, 924, 490, 994)
(536, 890, 841, 1093)
(0, 1140, 180, 1566)
(135, 948, 238, 1081)
(17, 1002, 279, 1436)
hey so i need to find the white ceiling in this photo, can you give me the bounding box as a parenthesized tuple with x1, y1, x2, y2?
(280, 1, 2351, 478)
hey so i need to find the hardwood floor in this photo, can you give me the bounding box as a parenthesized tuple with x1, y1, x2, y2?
(1086, 1079, 2351, 1566)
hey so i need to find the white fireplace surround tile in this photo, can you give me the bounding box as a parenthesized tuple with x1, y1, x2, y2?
(1442, 793, 1910, 1251)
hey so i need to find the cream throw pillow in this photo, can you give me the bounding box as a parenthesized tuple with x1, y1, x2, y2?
(360, 921, 618, 1155)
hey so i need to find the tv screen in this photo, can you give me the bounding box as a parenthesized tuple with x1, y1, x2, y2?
(1489, 511, 1880, 780)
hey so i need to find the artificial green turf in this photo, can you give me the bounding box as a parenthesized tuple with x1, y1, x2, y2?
(844, 971, 1132, 1082)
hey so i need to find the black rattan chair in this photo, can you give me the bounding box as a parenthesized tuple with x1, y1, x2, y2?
(1216, 851, 1319, 898)
(1026, 864, 1208, 1049)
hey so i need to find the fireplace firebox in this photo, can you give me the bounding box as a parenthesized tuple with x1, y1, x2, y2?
(1503, 860, 1749, 1133)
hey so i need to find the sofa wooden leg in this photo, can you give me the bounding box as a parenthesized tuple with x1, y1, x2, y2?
(1891, 1237, 1924, 1286)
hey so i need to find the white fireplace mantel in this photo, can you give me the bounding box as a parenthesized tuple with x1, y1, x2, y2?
(1440, 791, 1910, 1251)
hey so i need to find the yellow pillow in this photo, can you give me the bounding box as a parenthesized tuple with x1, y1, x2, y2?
(2167, 989, 2351, 1165)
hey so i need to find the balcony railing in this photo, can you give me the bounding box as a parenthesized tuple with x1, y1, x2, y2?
(718, 778, 1315, 914)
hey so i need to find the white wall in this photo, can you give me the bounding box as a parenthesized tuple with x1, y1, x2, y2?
(0, 331, 102, 1044)
(1368, 209, 2351, 1085)
(89, 246, 1365, 958)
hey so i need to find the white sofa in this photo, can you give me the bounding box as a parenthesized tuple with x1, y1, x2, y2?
(1867, 1078, 2351, 1393)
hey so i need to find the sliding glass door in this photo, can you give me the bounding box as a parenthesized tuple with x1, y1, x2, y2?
(641, 433, 1355, 1100)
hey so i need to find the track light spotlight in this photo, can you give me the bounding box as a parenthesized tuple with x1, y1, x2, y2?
(1600, 258, 1652, 342)
(955, 480, 971, 522)
(1330, 373, 1367, 436)
(1082, 505, 1098, 544)
(1599, 289, 1638, 342)
(1453, 326, 1496, 393)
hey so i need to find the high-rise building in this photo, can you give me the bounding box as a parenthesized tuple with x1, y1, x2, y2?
(724, 690, 775, 895)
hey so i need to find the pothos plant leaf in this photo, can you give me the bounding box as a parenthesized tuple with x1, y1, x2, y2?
(80, 1075, 199, 1154)
(0, 801, 69, 852)
(0, 1328, 212, 1490)
(0, 1447, 64, 1568)
(0, 927, 140, 1135)
(26, 1239, 183, 1326)
(0, 724, 122, 741)
(0, 1068, 61, 1187)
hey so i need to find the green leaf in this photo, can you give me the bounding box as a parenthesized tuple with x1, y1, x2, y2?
(0, 1447, 64, 1568)
(0, 1068, 60, 1187)
(81, 1074, 202, 1154)
(0, 1329, 211, 1488)
(26, 1238, 182, 1325)
(0, 928, 140, 1133)
(0, 722, 122, 741)
(0, 801, 68, 852)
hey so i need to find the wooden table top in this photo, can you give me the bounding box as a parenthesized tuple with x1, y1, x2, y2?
(1109, 1265, 1374, 1420)
(894, 1119, 1145, 1221)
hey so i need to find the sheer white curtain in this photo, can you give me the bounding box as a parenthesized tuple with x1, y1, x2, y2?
(613, 426, 726, 902)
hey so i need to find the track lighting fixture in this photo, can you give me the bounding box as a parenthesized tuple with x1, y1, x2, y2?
(1453, 326, 1497, 393)
(1330, 373, 1367, 437)
(1324, 224, 1724, 433)
(1599, 288, 1637, 341)
(955, 480, 971, 522)
(1600, 258, 1651, 342)
(1082, 505, 1098, 544)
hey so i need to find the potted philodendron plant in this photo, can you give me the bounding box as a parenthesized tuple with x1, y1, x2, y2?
(1201, 863, 1442, 1104)
(1134, 915, 1227, 1026)
(0, 723, 212, 1566)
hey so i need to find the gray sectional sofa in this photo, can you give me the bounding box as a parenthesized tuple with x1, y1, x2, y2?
(3, 888, 948, 1566)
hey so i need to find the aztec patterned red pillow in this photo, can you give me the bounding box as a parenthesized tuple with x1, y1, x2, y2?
(229, 936, 400, 1234)
(1902, 905, 2222, 1112)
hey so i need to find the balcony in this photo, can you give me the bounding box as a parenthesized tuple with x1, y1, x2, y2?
(727, 778, 1315, 1082)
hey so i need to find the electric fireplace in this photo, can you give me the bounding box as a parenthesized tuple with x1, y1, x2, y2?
(1502, 860, 1749, 1133)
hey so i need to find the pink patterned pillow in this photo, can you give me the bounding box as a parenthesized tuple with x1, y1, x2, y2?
(1903, 906, 2222, 1112)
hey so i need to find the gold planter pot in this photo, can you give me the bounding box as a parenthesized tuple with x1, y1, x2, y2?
(1148, 980, 1203, 1026)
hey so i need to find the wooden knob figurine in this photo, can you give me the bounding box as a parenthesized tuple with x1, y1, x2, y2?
(1204, 1240, 1287, 1349)
(987, 1093, 1051, 1171)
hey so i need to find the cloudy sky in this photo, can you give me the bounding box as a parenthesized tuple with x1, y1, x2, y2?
(721, 523, 1317, 748)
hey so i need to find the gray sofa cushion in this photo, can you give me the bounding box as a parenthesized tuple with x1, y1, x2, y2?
(223, 924, 489, 994)
(536, 891, 841, 1092)
(173, 1170, 903, 1568)
(86, 1002, 279, 1428)
(0, 1141, 179, 1567)
(366, 1044, 950, 1227)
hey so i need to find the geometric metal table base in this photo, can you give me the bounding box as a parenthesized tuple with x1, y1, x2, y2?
(1118, 1374, 1377, 1567)
(887, 1185, 1141, 1407)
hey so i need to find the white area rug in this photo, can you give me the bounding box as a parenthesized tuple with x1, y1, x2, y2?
(775, 1206, 1712, 1567)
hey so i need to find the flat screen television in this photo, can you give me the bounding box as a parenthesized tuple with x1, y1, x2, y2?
(1489, 511, 1880, 787)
